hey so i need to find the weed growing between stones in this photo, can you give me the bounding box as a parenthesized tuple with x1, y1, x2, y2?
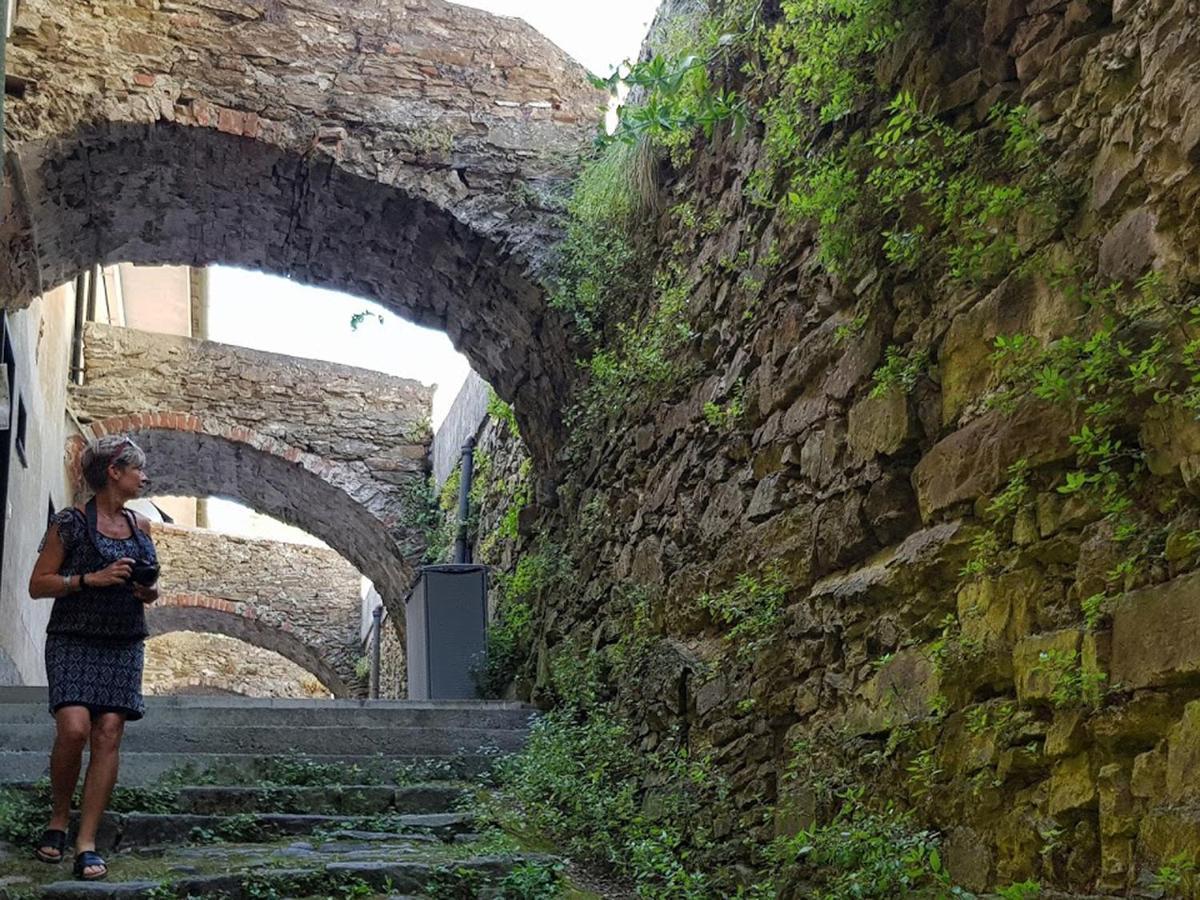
(697, 566, 789, 662)
(0, 785, 44, 845)
(702, 379, 746, 430)
(398, 474, 453, 564)
(254, 755, 381, 787)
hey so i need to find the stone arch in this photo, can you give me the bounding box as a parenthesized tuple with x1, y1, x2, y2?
(68, 412, 413, 618)
(146, 595, 350, 698)
(2, 0, 606, 464)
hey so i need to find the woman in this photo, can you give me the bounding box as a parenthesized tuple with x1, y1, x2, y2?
(27, 435, 160, 881)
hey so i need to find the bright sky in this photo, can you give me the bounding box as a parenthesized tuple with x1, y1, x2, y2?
(204, 0, 659, 541)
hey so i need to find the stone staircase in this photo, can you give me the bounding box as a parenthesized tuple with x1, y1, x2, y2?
(0, 688, 564, 899)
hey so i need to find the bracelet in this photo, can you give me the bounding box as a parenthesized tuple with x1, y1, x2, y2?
(80, 573, 87, 590)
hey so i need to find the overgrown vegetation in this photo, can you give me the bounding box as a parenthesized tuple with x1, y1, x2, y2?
(491, 707, 722, 898)
(474, 545, 568, 698)
(763, 791, 962, 899)
(493, 0, 1200, 894)
(698, 566, 789, 661)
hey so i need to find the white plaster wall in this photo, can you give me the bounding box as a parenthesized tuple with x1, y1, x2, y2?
(0, 284, 79, 684)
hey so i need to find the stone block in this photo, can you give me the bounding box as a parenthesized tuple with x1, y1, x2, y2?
(844, 649, 940, 735)
(944, 827, 993, 892)
(1131, 747, 1166, 799)
(958, 568, 1040, 645)
(1111, 572, 1200, 690)
(1098, 835, 1133, 893)
(1166, 701, 1200, 803)
(1013, 629, 1082, 703)
(808, 521, 967, 607)
(985, 0, 1027, 43)
(913, 403, 1075, 521)
(939, 274, 1073, 425)
(1137, 805, 1200, 871)
(847, 389, 911, 459)
(1092, 692, 1184, 753)
(1140, 402, 1200, 478)
(941, 714, 1000, 775)
(1098, 207, 1161, 283)
(1048, 751, 1097, 815)
(1045, 709, 1088, 758)
(1097, 763, 1139, 837)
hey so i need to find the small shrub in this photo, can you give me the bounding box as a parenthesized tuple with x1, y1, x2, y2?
(765, 789, 958, 898)
(698, 566, 790, 661)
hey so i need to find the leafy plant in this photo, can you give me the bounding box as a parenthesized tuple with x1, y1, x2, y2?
(698, 566, 790, 660)
(1151, 853, 1199, 897)
(703, 380, 746, 430)
(492, 706, 722, 897)
(0, 786, 44, 844)
(997, 881, 1042, 900)
(497, 861, 564, 899)
(870, 346, 928, 397)
(1032, 649, 1106, 709)
(487, 389, 520, 437)
(765, 788, 962, 898)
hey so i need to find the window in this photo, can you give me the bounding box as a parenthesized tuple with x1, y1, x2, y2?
(14, 394, 26, 467)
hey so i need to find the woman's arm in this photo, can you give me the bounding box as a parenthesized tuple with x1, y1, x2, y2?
(29, 526, 136, 598)
(29, 525, 77, 599)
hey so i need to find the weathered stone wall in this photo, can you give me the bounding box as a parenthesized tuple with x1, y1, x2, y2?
(378, 622, 407, 701)
(1, 0, 606, 465)
(69, 323, 430, 618)
(150, 524, 365, 697)
(473, 0, 1200, 893)
(144, 631, 333, 700)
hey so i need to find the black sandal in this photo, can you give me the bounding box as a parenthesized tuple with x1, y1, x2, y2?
(34, 828, 67, 864)
(73, 849, 108, 881)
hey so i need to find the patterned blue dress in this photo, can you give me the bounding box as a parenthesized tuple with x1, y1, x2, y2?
(40, 508, 158, 721)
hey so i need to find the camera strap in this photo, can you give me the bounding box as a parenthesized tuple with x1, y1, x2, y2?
(83, 497, 149, 559)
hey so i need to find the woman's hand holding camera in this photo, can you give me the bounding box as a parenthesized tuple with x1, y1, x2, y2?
(89, 558, 136, 587)
(81, 558, 159, 604)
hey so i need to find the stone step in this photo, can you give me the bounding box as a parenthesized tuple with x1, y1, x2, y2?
(0, 724, 526, 756)
(0, 688, 526, 710)
(6, 782, 466, 816)
(110, 811, 473, 850)
(0, 700, 535, 731)
(29, 810, 474, 853)
(37, 852, 554, 898)
(0, 751, 498, 787)
(176, 783, 466, 816)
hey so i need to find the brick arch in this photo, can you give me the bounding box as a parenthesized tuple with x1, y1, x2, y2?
(1, 0, 605, 465)
(147, 594, 352, 699)
(68, 412, 413, 620)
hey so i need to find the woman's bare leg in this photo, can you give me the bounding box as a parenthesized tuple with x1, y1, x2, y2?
(41, 707, 90, 858)
(75, 711, 125, 876)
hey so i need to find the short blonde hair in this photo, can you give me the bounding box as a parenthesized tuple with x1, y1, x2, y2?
(81, 434, 146, 492)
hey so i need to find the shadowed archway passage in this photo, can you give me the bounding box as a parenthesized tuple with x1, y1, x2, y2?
(2, 0, 606, 464)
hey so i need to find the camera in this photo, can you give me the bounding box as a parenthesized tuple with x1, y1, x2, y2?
(130, 561, 159, 586)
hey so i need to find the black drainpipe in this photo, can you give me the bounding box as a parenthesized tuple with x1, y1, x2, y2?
(69, 270, 88, 386)
(452, 437, 476, 564)
(369, 604, 383, 699)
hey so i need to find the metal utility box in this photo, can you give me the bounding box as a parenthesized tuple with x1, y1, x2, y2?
(405, 564, 488, 700)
